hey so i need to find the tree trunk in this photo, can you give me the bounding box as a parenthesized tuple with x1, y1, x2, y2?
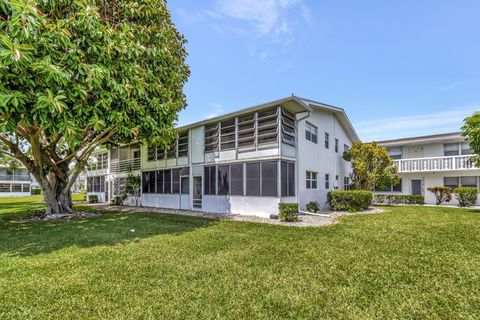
(34, 165, 75, 216)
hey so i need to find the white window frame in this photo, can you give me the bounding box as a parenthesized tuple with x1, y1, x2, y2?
(305, 122, 318, 144)
(306, 171, 318, 189)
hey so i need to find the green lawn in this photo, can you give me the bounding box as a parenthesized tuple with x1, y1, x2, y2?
(1, 199, 480, 319)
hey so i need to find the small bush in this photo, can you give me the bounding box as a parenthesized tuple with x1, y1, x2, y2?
(455, 187, 478, 207)
(306, 201, 320, 213)
(374, 194, 424, 205)
(111, 195, 127, 206)
(31, 188, 42, 195)
(88, 195, 99, 203)
(427, 187, 453, 205)
(328, 190, 373, 212)
(278, 203, 299, 222)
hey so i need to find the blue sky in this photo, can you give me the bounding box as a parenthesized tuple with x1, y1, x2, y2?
(170, 0, 480, 141)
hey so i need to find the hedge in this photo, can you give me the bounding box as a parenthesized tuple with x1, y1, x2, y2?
(278, 203, 299, 222)
(31, 188, 42, 195)
(455, 187, 478, 207)
(374, 194, 424, 205)
(328, 190, 373, 212)
(306, 201, 320, 213)
(88, 195, 99, 203)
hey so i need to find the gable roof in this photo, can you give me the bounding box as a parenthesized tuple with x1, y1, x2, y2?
(177, 96, 360, 142)
(376, 132, 464, 147)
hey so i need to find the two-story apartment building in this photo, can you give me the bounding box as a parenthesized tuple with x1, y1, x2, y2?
(86, 96, 359, 217)
(0, 166, 32, 197)
(377, 132, 480, 205)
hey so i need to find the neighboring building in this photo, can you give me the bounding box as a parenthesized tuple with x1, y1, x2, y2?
(0, 166, 32, 197)
(86, 96, 359, 217)
(377, 132, 480, 205)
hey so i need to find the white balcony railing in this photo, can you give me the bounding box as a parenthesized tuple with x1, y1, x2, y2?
(110, 158, 141, 173)
(0, 174, 31, 182)
(394, 155, 478, 173)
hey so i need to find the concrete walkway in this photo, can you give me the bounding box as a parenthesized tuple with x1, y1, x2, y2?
(88, 204, 384, 227)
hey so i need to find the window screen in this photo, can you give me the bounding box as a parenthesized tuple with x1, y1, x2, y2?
(246, 162, 261, 196)
(261, 161, 278, 197)
(281, 161, 295, 197)
(217, 165, 230, 195)
(230, 164, 244, 195)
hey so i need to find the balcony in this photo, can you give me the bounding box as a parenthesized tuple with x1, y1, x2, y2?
(110, 158, 141, 173)
(394, 155, 478, 173)
(0, 174, 31, 182)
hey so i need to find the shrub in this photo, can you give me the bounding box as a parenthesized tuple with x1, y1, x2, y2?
(328, 190, 373, 212)
(427, 187, 453, 205)
(306, 201, 320, 213)
(374, 194, 424, 205)
(111, 195, 127, 206)
(278, 203, 299, 222)
(88, 195, 99, 203)
(455, 187, 478, 207)
(31, 188, 42, 195)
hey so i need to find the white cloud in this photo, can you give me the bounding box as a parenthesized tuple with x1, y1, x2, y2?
(206, 0, 311, 58)
(440, 81, 463, 92)
(206, 103, 225, 119)
(356, 107, 478, 142)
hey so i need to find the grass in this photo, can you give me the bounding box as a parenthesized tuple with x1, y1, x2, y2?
(1, 199, 480, 319)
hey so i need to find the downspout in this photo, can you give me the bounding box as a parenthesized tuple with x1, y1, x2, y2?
(295, 110, 311, 205)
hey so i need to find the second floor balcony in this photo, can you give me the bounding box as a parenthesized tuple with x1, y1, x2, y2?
(394, 155, 478, 173)
(110, 158, 141, 173)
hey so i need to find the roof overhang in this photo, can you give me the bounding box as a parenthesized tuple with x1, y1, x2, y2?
(376, 132, 464, 147)
(176, 96, 312, 131)
(298, 98, 360, 143)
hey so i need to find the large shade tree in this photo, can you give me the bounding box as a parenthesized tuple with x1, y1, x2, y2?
(0, 0, 189, 214)
(462, 112, 480, 164)
(343, 142, 400, 191)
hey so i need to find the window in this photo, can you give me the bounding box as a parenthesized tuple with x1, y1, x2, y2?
(22, 184, 30, 192)
(204, 107, 296, 151)
(230, 164, 244, 196)
(306, 171, 317, 189)
(156, 171, 164, 194)
(325, 174, 330, 189)
(388, 147, 402, 160)
(335, 175, 339, 189)
(87, 176, 105, 192)
(113, 177, 126, 195)
(204, 166, 216, 195)
(444, 177, 459, 188)
(376, 179, 403, 192)
(281, 161, 295, 197)
(166, 140, 176, 159)
(246, 162, 261, 196)
(181, 177, 189, 194)
(89, 152, 108, 170)
(177, 131, 189, 157)
(220, 119, 236, 150)
(257, 108, 278, 145)
(344, 144, 349, 153)
(460, 176, 477, 187)
(204, 123, 219, 152)
(217, 165, 230, 195)
(172, 169, 180, 194)
(335, 139, 339, 153)
(343, 177, 351, 190)
(0, 184, 10, 192)
(461, 142, 473, 155)
(237, 114, 255, 148)
(12, 184, 22, 192)
(305, 122, 318, 143)
(147, 145, 156, 161)
(148, 171, 156, 193)
(142, 172, 150, 193)
(164, 170, 172, 194)
(444, 143, 459, 156)
(261, 161, 278, 197)
(281, 109, 296, 145)
(325, 133, 330, 149)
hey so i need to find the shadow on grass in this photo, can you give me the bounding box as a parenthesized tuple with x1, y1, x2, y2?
(0, 208, 217, 257)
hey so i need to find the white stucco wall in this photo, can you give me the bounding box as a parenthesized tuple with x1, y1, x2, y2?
(296, 109, 355, 210)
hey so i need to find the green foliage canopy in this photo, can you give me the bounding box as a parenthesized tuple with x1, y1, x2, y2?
(343, 142, 400, 191)
(462, 112, 480, 164)
(0, 0, 189, 213)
